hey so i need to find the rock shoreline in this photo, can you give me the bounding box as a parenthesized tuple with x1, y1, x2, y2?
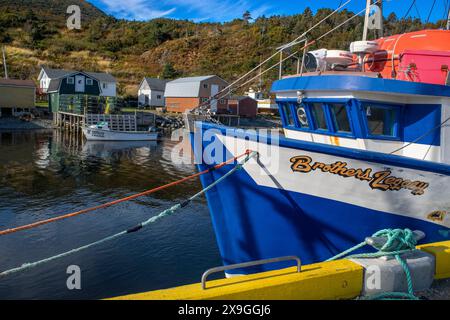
(0, 118, 54, 130)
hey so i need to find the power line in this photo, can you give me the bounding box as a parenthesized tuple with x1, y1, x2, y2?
(402, 0, 416, 20)
(426, 0, 437, 23)
(413, 1, 421, 20)
(445, 0, 450, 29)
(198, 0, 384, 109)
(193, 0, 354, 114)
(444, 0, 450, 24)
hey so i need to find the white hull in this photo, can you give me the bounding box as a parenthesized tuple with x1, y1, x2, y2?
(82, 127, 158, 141)
(218, 133, 450, 229)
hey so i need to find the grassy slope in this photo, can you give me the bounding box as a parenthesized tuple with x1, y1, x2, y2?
(0, 1, 444, 97)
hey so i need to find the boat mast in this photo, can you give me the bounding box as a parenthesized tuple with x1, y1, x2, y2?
(363, 0, 383, 40)
(362, 0, 372, 40)
(2, 46, 8, 79)
(447, 8, 450, 30)
(378, 0, 383, 37)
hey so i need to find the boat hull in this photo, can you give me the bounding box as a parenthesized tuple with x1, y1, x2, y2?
(82, 127, 158, 141)
(191, 122, 450, 275)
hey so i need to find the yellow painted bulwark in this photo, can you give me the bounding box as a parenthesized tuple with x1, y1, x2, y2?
(109, 260, 363, 300)
(418, 240, 450, 280)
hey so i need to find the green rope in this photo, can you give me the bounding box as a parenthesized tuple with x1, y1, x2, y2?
(327, 228, 419, 300)
(0, 151, 258, 278)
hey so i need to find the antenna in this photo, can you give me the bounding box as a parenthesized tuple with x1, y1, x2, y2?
(447, 8, 450, 30)
(378, 0, 383, 37)
(2, 46, 8, 79)
(363, 0, 372, 40)
(363, 0, 383, 40)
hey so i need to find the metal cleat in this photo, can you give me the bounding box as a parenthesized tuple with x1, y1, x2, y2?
(366, 229, 424, 249)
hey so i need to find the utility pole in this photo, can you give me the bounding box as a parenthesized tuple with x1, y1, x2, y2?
(2, 46, 8, 79)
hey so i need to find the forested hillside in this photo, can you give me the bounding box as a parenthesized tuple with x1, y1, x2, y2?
(0, 0, 446, 96)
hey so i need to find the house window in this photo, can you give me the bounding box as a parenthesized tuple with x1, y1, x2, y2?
(67, 77, 74, 84)
(157, 95, 162, 99)
(219, 99, 225, 104)
(86, 78, 93, 86)
(363, 104, 399, 137)
(295, 105, 310, 128)
(203, 84, 208, 89)
(329, 103, 351, 133)
(281, 103, 294, 126)
(310, 103, 328, 130)
(103, 83, 107, 89)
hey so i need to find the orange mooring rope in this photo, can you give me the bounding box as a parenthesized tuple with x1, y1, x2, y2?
(0, 150, 252, 236)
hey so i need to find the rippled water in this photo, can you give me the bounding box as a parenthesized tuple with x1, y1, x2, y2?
(0, 130, 221, 299)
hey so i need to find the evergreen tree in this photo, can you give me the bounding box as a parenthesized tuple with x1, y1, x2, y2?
(243, 11, 252, 24)
(161, 63, 179, 79)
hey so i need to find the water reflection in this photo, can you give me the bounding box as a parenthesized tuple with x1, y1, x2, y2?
(0, 129, 220, 299)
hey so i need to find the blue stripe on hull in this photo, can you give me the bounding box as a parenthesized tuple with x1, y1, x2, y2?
(197, 163, 449, 275)
(190, 128, 450, 275)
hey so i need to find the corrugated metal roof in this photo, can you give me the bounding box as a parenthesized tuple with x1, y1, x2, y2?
(165, 82, 201, 98)
(168, 75, 216, 83)
(165, 75, 227, 98)
(143, 77, 167, 91)
(0, 79, 36, 88)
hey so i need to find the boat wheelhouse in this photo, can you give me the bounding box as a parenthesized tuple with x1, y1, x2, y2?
(187, 6, 450, 276)
(274, 74, 450, 163)
(274, 29, 450, 164)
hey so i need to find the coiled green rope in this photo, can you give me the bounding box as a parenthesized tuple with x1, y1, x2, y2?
(326, 228, 419, 300)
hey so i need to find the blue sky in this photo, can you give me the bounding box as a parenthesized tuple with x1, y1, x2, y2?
(87, 0, 450, 23)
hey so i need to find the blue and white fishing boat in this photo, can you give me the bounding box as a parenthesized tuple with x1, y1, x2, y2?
(186, 1, 450, 275)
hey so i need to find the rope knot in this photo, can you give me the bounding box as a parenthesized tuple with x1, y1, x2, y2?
(371, 228, 417, 252)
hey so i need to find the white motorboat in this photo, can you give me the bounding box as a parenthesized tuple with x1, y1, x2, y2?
(82, 122, 159, 141)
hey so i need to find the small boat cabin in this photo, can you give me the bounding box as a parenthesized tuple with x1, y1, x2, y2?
(272, 30, 450, 165)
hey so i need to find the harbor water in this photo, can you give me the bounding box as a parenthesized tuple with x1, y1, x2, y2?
(0, 129, 221, 299)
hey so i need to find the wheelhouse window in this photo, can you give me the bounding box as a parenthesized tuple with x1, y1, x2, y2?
(281, 104, 294, 126)
(310, 103, 328, 130)
(364, 105, 399, 137)
(279, 100, 355, 137)
(330, 103, 351, 133)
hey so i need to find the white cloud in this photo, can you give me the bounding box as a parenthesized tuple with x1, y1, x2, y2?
(96, 0, 176, 20)
(166, 0, 271, 21)
(95, 0, 271, 22)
